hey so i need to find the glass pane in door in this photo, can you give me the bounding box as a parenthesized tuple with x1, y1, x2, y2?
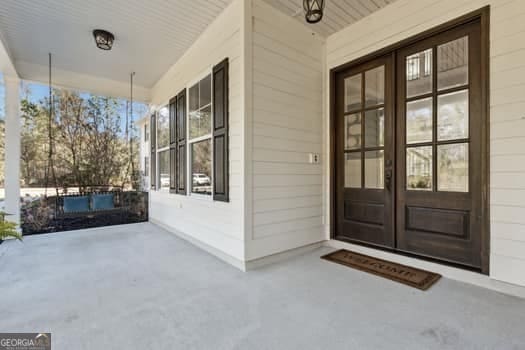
(406, 49, 432, 98)
(344, 74, 362, 112)
(345, 153, 361, 188)
(365, 150, 384, 189)
(406, 146, 432, 191)
(438, 36, 469, 90)
(364, 108, 384, 148)
(438, 90, 469, 141)
(406, 98, 433, 144)
(345, 113, 361, 150)
(438, 143, 469, 192)
(365, 66, 385, 107)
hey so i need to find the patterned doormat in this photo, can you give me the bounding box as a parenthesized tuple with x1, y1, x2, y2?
(322, 249, 441, 290)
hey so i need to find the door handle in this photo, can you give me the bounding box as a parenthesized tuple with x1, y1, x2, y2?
(385, 168, 393, 190)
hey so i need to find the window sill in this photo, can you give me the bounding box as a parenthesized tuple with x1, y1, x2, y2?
(189, 192, 213, 201)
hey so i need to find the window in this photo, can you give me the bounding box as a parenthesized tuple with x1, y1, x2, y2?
(156, 106, 169, 189)
(188, 75, 212, 196)
(158, 150, 169, 189)
(154, 58, 229, 200)
(144, 123, 149, 142)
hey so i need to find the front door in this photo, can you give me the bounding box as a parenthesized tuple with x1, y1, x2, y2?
(335, 55, 395, 249)
(334, 18, 486, 270)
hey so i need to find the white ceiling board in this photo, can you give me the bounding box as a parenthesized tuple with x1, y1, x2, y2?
(262, 0, 398, 37)
(0, 0, 233, 92)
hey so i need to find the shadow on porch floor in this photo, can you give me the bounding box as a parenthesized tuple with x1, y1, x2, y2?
(1, 223, 524, 349)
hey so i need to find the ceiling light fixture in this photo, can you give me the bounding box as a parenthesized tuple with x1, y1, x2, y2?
(93, 29, 115, 50)
(303, 0, 325, 24)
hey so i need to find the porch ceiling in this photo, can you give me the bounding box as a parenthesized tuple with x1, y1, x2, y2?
(0, 0, 232, 100)
(263, 0, 397, 37)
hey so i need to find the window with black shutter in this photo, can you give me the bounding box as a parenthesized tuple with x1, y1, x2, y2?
(158, 58, 229, 201)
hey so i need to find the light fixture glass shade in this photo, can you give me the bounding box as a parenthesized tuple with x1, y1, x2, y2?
(303, 0, 325, 24)
(93, 29, 115, 50)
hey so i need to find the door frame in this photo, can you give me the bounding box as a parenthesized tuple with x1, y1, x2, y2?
(329, 6, 490, 274)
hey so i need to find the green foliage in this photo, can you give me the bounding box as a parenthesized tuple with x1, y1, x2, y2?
(0, 211, 22, 241)
(0, 221, 22, 241)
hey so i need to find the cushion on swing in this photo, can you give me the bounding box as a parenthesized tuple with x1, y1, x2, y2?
(92, 194, 115, 210)
(63, 196, 90, 213)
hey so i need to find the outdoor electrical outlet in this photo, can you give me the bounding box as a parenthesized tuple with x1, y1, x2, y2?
(309, 153, 320, 164)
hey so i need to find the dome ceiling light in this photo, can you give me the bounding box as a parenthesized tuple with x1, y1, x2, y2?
(93, 29, 115, 50)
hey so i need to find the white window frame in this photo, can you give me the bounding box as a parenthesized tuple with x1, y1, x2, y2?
(144, 155, 149, 178)
(186, 68, 214, 200)
(156, 105, 170, 192)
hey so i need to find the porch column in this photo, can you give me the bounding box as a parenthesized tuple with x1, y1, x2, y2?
(4, 76, 21, 225)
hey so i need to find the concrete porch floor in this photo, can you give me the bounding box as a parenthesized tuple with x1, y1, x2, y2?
(1, 223, 524, 349)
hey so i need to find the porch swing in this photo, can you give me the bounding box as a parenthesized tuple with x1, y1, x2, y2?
(44, 53, 132, 221)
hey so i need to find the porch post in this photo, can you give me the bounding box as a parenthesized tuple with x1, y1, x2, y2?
(4, 76, 21, 225)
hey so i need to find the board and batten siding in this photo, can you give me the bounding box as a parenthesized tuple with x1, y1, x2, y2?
(149, 0, 244, 262)
(246, 0, 326, 260)
(326, 0, 525, 287)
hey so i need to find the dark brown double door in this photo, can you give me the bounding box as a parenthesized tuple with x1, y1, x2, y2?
(335, 19, 486, 270)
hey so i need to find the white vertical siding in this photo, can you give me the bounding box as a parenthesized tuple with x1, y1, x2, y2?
(326, 0, 525, 286)
(246, 0, 326, 260)
(148, 0, 245, 261)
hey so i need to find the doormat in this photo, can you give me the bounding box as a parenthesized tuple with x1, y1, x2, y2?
(321, 249, 441, 290)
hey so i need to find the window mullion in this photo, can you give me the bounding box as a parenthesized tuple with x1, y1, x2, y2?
(432, 45, 438, 192)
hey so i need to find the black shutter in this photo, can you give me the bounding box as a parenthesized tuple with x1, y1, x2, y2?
(169, 96, 177, 192)
(212, 58, 229, 202)
(150, 113, 156, 190)
(176, 89, 187, 194)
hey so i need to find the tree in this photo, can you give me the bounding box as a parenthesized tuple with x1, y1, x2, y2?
(19, 86, 144, 190)
(20, 98, 48, 186)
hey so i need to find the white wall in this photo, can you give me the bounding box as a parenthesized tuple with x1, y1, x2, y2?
(148, 0, 327, 264)
(326, 0, 525, 287)
(245, 0, 326, 260)
(148, 0, 245, 262)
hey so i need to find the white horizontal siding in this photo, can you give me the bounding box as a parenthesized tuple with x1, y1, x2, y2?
(491, 254, 525, 286)
(326, 0, 525, 286)
(247, 0, 325, 260)
(149, 0, 244, 261)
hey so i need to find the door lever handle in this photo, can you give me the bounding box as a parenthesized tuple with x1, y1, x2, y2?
(385, 169, 393, 190)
